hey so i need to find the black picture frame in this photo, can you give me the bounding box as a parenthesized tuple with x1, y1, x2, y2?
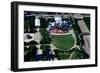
(11, 1, 98, 72)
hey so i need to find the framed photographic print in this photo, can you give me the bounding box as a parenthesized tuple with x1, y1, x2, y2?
(11, 1, 98, 71)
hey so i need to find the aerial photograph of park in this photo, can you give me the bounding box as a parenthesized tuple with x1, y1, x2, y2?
(24, 11, 90, 62)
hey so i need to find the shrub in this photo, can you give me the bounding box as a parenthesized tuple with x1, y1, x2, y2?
(24, 40, 38, 45)
(29, 41, 38, 45)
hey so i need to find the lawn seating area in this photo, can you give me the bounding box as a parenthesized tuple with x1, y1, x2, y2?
(52, 34, 74, 50)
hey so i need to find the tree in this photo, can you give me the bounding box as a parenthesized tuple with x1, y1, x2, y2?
(40, 17, 48, 28)
(40, 28, 51, 44)
(30, 16, 36, 29)
(24, 16, 36, 33)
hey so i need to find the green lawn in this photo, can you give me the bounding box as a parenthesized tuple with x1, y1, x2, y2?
(70, 48, 89, 59)
(52, 34, 74, 50)
(58, 52, 71, 60)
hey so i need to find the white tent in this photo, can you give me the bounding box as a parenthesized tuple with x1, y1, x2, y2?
(35, 16, 40, 26)
(54, 15, 62, 25)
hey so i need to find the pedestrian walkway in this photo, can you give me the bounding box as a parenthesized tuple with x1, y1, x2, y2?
(24, 28, 42, 43)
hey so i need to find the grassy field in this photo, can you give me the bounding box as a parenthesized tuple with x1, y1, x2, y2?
(52, 34, 74, 50)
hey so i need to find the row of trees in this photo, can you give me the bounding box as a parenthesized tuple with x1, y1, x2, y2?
(72, 19, 81, 45)
(40, 17, 49, 28)
(24, 16, 36, 33)
(40, 28, 51, 44)
(39, 17, 51, 44)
